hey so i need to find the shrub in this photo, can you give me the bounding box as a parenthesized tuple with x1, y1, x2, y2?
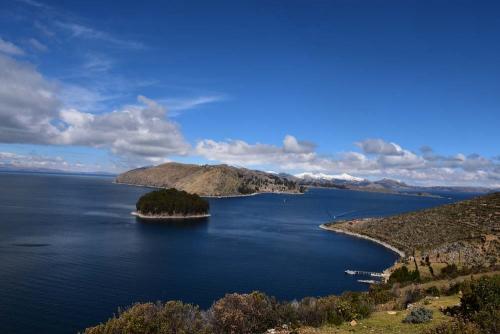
(207, 291, 278, 334)
(158, 301, 209, 334)
(403, 307, 433, 324)
(389, 266, 420, 284)
(339, 291, 374, 320)
(401, 286, 425, 308)
(425, 286, 441, 297)
(440, 264, 459, 278)
(295, 297, 324, 327)
(368, 284, 395, 304)
(84, 301, 208, 334)
(444, 282, 463, 296)
(450, 275, 500, 333)
(423, 319, 481, 334)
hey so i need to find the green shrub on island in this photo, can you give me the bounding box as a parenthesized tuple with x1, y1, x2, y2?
(136, 188, 209, 217)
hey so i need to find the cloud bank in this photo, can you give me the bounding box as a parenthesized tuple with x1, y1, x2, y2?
(196, 137, 500, 187)
(0, 50, 189, 164)
(0, 39, 498, 186)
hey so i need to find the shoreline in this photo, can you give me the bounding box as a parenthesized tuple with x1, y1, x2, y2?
(131, 211, 211, 219)
(319, 223, 406, 258)
(114, 181, 304, 198)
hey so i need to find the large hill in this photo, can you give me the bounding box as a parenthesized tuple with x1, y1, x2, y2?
(324, 192, 500, 267)
(115, 162, 303, 196)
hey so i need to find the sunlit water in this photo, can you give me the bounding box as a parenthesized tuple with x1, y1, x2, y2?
(0, 172, 475, 333)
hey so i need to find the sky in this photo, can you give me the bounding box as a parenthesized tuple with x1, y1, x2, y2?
(0, 0, 499, 186)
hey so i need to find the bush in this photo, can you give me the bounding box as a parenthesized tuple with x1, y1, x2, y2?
(368, 284, 395, 304)
(286, 293, 373, 328)
(84, 301, 208, 334)
(444, 282, 464, 296)
(450, 275, 500, 333)
(389, 266, 420, 284)
(339, 291, 374, 320)
(208, 291, 278, 334)
(403, 307, 433, 324)
(401, 286, 425, 308)
(440, 264, 459, 278)
(423, 319, 481, 334)
(425, 286, 441, 297)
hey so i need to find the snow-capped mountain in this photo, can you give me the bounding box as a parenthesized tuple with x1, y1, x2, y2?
(294, 172, 365, 182)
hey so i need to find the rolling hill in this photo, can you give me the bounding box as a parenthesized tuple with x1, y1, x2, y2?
(115, 162, 304, 196)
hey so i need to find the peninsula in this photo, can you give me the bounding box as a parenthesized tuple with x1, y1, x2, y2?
(133, 188, 210, 219)
(116, 162, 304, 196)
(321, 192, 500, 268)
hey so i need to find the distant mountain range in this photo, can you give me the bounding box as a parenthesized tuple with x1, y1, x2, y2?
(291, 172, 495, 195)
(294, 172, 365, 182)
(4, 162, 495, 196)
(0, 164, 115, 177)
(118, 163, 496, 197)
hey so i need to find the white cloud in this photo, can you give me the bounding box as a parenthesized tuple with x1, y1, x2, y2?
(194, 136, 500, 187)
(160, 95, 226, 115)
(283, 135, 316, 153)
(0, 50, 497, 186)
(27, 38, 48, 52)
(57, 96, 190, 161)
(0, 54, 61, 143)
(357, 138, 404, 155)
(55, 21, 145, 50)
(0, 38, 25, 56)
(195, 135, 319, 169)
(0, 151, 103, 173)
(82, 53, 113, 72)
(0, 54, 188, 163)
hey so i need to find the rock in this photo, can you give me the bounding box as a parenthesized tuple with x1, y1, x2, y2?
(387, 311, 397, 315)
(350, 320, 357, 326)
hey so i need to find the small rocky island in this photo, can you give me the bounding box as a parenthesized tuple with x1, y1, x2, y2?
(133, 188, 210, 219)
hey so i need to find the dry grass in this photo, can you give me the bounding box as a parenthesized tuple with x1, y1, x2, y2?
(298, 295, 460, 334)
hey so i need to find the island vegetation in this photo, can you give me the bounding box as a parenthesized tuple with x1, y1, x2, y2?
(135, 188, 209, 218)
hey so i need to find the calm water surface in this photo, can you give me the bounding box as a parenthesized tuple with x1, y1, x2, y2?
(0, 173, 475, 333)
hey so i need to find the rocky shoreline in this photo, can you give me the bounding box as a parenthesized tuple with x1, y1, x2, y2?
(319, 223, 406, 257)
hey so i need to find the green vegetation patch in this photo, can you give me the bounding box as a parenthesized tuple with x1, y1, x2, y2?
(136, 188, 209, 216)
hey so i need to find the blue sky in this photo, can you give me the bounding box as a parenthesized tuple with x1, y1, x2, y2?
(0, 0, 499, 186)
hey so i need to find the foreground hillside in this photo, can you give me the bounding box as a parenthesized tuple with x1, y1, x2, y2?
(116, 162, 303, 196)
(84, 272, 499, 333)
(324, 192, 500, 267)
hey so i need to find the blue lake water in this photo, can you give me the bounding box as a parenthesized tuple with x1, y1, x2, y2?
(0, 172, 476, 333)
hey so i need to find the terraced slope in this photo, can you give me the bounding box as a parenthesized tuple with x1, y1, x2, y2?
(325, 192, 500, 266)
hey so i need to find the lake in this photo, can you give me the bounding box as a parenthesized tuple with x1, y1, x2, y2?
(0, 172, 474, 333)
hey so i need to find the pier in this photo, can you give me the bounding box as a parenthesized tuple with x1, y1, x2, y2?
(345, 269, 385, 278)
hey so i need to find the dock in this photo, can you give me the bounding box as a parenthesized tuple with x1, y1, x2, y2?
(345, 269, 385, 278)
